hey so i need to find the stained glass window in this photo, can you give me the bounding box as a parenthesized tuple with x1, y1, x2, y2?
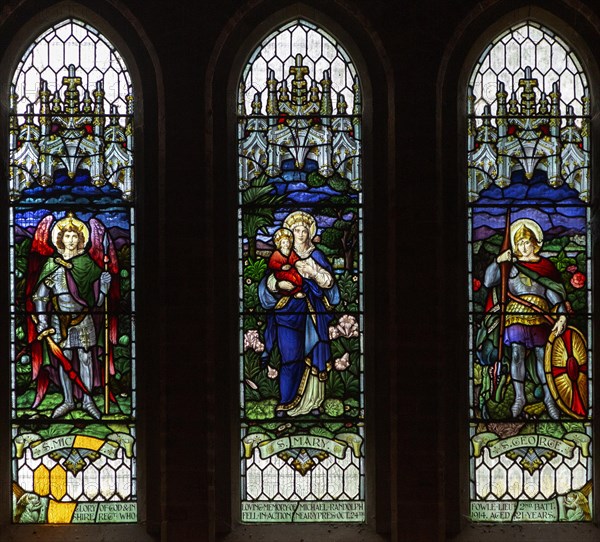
(237, 20, 365, 522)
(9, 19, 137, 524)
(468, 22, 592, 522)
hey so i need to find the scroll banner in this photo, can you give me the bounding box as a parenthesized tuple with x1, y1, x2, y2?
(243, 433, 363, 459)
(472, 431, 591, 459)
(14, 432, 135, 460)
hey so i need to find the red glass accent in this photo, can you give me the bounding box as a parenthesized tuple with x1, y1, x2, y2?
(277, 114, 287, 124)
(507, 124, 517, 135)
(566, 356, 579, 381)
(51, 123, 60, 133)
(84, 124, 93, 134)
(539, 124, 550, 136)
(122, 142, 127, 149)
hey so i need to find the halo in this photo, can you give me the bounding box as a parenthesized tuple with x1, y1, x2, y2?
(51, 212, 90, 248)
(273, 227, 293, 244)
(510, 218, 543, 251)
(283, 211, 317, 239)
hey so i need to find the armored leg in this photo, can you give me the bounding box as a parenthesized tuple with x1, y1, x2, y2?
(510, 344, 526, 417)
(52, 351, 75, 418)
(80, 349, 101, 419)
(535, 346, 560, 420)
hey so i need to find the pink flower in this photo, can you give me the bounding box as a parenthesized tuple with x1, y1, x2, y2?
(329, 326, 340, 340)
(334, 315, 359, 338)
(566, 265, 578, 274)
(571, 272, 586, 289)
(267, 366, 278, 379)
(334, 352, 350, 371)
(473, 278, 481, 292)
(244, 329, 265, 352)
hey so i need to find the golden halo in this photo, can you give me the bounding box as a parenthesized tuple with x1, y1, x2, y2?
(51, 212, 90, 248)
(273, 227, 293, 245)
(510, 218, 543, 251)
(283, 211, 317, 239)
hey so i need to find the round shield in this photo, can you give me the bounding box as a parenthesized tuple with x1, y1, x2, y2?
(544, 327, 588, 419)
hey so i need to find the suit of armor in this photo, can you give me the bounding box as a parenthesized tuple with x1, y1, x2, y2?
(33, 253, 110, 419)
(484, 257, 565, 419)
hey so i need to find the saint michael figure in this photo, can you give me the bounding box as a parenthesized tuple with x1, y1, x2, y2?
(26, 212, 119, 419)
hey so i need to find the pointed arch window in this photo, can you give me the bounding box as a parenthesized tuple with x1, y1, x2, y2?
(467, 22, 592, 522)
(237, 19, 365, 523)
(9, 19, 137, 524)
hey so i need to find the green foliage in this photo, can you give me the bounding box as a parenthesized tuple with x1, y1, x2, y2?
(243, 315, 259, 331)
(320, 227, 343, 251)
(323, 398, 344, 417)
(551, 250, 576, 273)
(309, 426, 335, 438)
(244, 350, 262, 380)
(326, 370, 360, 399)
(247, 425, 277, 439)
(538, 422, 565, 439)
(344, 398, 360, 417)
(562, 421, 586, 433)
(328, 175, 350, 193)
(245, 399, 277, 420)
(306, 171, 327, 187)
(336, 272, 358, 307)
(241, 176, 286, 237)
(244, 258, 267, 282)
(326, 371, 344, 398)
(37, 424, 73, 439)
(15, 238, 31, 276)
(243, 282, 260, 310)
(324, 422, 345, 433)
(258, 377, 280, 400)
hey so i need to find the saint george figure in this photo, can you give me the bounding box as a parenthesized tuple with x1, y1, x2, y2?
(260, 211, 340, 416)
(30, 213, 111, 419)
(267, 227, 304, 297)
(484, 218, 566, 419)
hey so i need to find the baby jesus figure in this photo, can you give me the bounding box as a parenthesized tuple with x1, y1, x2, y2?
(268, 227, 304, 297)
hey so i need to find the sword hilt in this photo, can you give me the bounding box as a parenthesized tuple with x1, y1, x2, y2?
(37, 328, 56, 341)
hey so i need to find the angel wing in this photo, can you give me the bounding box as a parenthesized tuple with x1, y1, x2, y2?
(89, 217, 120, 395)
(25, 214, 55, 406)
(88, 218, 119, 274)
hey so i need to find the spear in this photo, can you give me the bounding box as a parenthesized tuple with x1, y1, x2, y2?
(492, 208, 511, 399)
(103, 232, 111, 414)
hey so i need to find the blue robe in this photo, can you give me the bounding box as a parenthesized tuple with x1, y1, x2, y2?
(259, 248, 340, 411)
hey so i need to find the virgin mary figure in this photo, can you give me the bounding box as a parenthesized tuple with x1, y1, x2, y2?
(259, 211, 340, 416)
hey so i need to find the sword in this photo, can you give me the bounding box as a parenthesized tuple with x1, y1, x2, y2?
(36, 327, 91, 395)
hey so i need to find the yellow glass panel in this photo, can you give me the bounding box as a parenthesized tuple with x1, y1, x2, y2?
(48, 501, 77, 523)
(74, 435, 104, 451)
(33, 464, 50, 496)
(50, 464, 67, 500)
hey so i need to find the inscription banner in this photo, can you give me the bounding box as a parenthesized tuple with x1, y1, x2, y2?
(241, 501, 365, 522)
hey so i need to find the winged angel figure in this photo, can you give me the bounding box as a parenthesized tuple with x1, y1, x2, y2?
(25, 212, 119, 419)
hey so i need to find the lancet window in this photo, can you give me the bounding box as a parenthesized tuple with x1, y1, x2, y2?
(467, 22, 592, 522)
(9, 19, 137, 524)
(237, 19, 365, 522)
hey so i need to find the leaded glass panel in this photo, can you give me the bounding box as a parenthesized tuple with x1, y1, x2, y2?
(468, 22, 592, 522)
(9, 19, 137, 524)
(238, 20, 365, 523)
